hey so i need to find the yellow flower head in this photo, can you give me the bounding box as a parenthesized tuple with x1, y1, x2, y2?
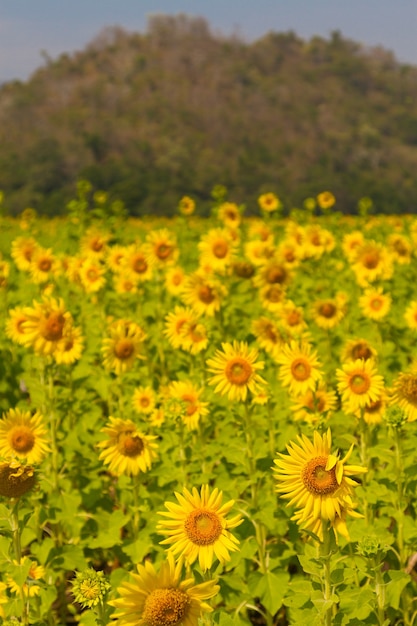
(207, 341, 266, 402)
(178, 195, 196, 216)
(0, 408, 50, 464)
(0, 460, 36, 498)
(390, 368, 417, 422)
(109, 552, 219, 625)
(273, 429, 366, 540)
(276, 340, 323, 397)
(258, 192, 282, 213)
(102, 319, 146, 375)
(336, 359, 385, 412)
(157, 484, 243, 572)
(98, 417, 158, 476)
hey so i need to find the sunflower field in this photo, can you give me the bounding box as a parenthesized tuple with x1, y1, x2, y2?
(1, 184, 417, 626)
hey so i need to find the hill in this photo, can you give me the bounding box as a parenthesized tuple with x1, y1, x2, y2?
(1, 14, 417, 216)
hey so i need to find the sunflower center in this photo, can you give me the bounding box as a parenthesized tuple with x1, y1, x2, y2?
(117, 432, 144, 457)
(10, 427, 35, 453)
(319, 303, 336, 318)
(362, 252, 379, 269)
(266, 266, 286, 284)
(302, 456, 339, 495)
(351, 344, 372, 360)
(114, 339, 135, 360)
(349, 373, 371, 394)
(399, 374, 417, 403)
(143, 588, 190, 626)
(287, 311, 301, 326)
(132, 257, 148, 273)
(290, 358, 311, 381)
(225, 358, 252, 385)
(184, 509, 223, 545)
(265, 286, 282, 303)
(156, 243, 172, 260)
(91, 239, 104, 252)
(42, 313, 66, 341)
(370, 298, 383, 311)
(366, 399, 382, 413)
(213, 241, 228, 258)
(198, 285, 215, 304)
(38, 258, 52, 272)
(86, 268, 99, 281)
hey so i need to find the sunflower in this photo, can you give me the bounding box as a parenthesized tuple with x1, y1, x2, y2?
(350, 241, 393, 286)
(11, 236, 39, 271)
(164, 307, 196, 350)
(165, 266, 186, 296)
(359, 287, 391, 321)
(168, 381, 209, 430)
(404, 301, 417, 331)
(341, 231, 365, 262)
(53, 325, 84, 365)
(102, 320, 146, 375)
(113, 273, 139, 295)
(80, 229, 110, 259)
(106, 244, 128, 273)
(311, 295, 347, 330)
(28, 247, 60, 284)
(132, 386, 157, 415)
(244, 239, 275, 267)
(198, 228, 237, 273)
(254, 258, 292, 290)
(390, 368, 417, 421)
(251, 316, 286, 360)
(258, 284, 286, 312)
(146, 228, 179, 268)
(341, 338, 377, 363)
(291, 383, 338, 424)
(316, 191, 336, 210)
(6, 306, 30, 345)
(278, 301, 308, 337)
(217, 202, 241, 228)
(122, 244, 154, 282)
(7, 557, 45, 598)
(0, 408, 50, 464)
(181, 273, 226, 318)
(336, 359, 385, 412)
(303, 224, 335, 259)
(387, 233, 412, 265)
(258, 192, 282, 213)
(0, 460, 36, 498)
(79, 258, 107, 293)
(179, 320, 209, 355)
(206, 341, 266, 402)
(21, 297, 73, 356)
(353, 391, 388, 425)
(276, 341, 323, 397)
(109, 552, 218, 626)
(98, 417, 158, 476)
(178, 195, 196, 216)
(272, 429, 366, 539)
(157, 485, 243, 571)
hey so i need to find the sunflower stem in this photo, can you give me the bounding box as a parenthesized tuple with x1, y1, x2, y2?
(391, 425, 406, 566)
(320, 522, 336, 626)
(10, 498, 30, 626)
(131, 474, 141, 541)
(243, 400, 258, 508)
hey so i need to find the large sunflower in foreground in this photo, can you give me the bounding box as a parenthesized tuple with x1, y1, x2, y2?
(206, 341, 266, 402)
(336, 359, 385, 412)
(273, 429, 366, 539)
(276, 340, 323, 397)
(0, 408, 50, 464)
(109, 552, 219, 626)
(157, 485, 243, 572)
(98, 417, 158, 476)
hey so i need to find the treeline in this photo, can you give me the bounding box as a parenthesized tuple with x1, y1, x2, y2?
(1, 14, 417, 216)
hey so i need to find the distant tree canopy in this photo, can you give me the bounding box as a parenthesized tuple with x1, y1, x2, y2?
(0, 14, 416, 216)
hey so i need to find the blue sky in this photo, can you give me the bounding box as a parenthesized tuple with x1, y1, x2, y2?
(1, 0, 416, 83)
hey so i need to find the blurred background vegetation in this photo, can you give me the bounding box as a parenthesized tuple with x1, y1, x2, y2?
(0, 14, 416, 216)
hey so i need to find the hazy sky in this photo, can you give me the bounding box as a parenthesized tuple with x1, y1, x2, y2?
(1, 0, 416, 83)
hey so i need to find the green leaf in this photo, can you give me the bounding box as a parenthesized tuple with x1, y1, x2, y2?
(385, 570, 410, 610)
(253, 571, 289, 615)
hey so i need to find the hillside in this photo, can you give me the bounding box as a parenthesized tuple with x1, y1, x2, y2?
(1, 14, 417, 216)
